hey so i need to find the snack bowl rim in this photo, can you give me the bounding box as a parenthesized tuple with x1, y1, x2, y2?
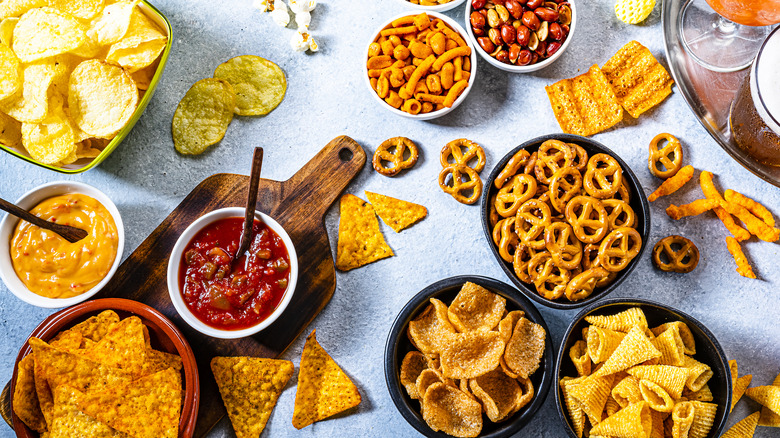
(166, 206, 298, 340)
(463, 0, 577, 73)
(0, 181, 125, 309)
(10, 297, 200, 438)
(364, 11, 478, 121)
(480, 133, 651, 310)
(384, 275, 555, 438)
(391, 0, 468, 12)
(0, 0, 173, 174)
(553, 297, 732, 438)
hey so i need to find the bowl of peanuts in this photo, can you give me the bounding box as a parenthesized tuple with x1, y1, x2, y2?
(365, 12, 477, 120)
(393, 0, 467, 12)
(465, 0, 577, 72)
(481, 134, 651, 310)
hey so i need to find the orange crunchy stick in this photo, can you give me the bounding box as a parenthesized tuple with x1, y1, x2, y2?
(648, 165, 694, 202)
(666, 199, 718, 220)
(726, 237, 756, 279)
(699, 171, 751, 242)
(724, 189, 776, 227)
(720, 200, 780, 243)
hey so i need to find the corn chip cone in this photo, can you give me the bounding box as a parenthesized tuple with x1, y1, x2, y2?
(650, 410, 667, 438)
(590, 401, 652, 438)
(588, 327, 627, 364)
(605, 394, 621, 418)
(681, 356, 714, 392)
(613, 375, 643, 407)
(651, 322, 696, 355)
(569, 374, 615, 426)
(688, 401, 717, 438)
(672, 401, 694, 438)
(721, 411, 760, 438)
(683, 384, 714, 402)
(745, 385, 780, 416)
(586, 307, 648, 333)
(731, 374, 752, 412)
(627, 365, 689, 399)
(652, 326, 685, 366)
(570, 340, 592, 377)
(639, 379, 675, 412)
(561, 377, 586, 438)
(594, 326, 661, 378)
(759, 372, 780, 427)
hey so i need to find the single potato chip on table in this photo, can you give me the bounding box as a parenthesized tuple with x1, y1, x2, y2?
(171, 78, 235, 155)
(213, 55, 287, 116)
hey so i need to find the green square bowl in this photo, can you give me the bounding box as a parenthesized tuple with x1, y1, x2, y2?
(0, 0, 173, 174)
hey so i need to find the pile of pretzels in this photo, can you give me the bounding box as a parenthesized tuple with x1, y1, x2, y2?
(488, 139, 643, 302)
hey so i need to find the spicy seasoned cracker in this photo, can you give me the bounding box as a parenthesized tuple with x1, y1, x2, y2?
(335, 194, 393, 271)
(364, 190, 427, 233)
(422, 382, 483, 438)
(503, 317, 545, 379)
(447, 282, 506, 333)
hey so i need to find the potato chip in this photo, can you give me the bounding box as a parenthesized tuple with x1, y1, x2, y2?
(569, 374, 615, 425)
(681, 356, 714, 392)
(0, 43, 21, 101)
(87, 1, 138, 47)
(12, 7, 86, 63)
(79, 316, 147, 378)
(292, 330, 362, 429)
(545, 64, 624, 137)
(651, 325, 686, 366)
(0, 111, 22, 147)
(504, 317, 545, 379)
(593, 326, 661, 377)
(639, 379, 675, 412)
(689, 401, 717, 438)
(49, 0, 105, 20)
(408, 298, 458, 355)
(446, 282, 506, 333)
(587, 326, 627, 364)
(672, 401, 694, 438)
(12, 355, 47, 433)
(72, 368, 181, 438)
(561, 377, 587, 437)
(335, 193, 394, 271)
(20, 93, 77, 164)
(586, 307, 648, 332)
(422, 382, 482, 438)
(468, 367, 524, 422)
(68, 59, 138, 138)
(627, 365, 688, 399)
(440, 329, 504, 380)
(400, 351, 429, 400)
(759, 372, 780, 427)
(131, 61, 157, 91)
(49, 386, 128, 438)
(212, 55, 286, 116)
(745, 385, 780, 416)
(615, 0, 655, 24)
(590, 401, 652, 437)
(651, 321, 695, 355)
(105, 9, 167, 73)
(570, 340, 592, 377)
(0, 0, 46, 20)
(0, 61, 57, 123)
(612, 375, 642, 407)
(364, 191, 428, 233)
(601, 41, 674, 118)
(0, 17, 18, 45)
(498, 310, 525, 345)
(729, 360, 752, 412)
(211, 356, 294, 438)
(171, 77, 234, 155)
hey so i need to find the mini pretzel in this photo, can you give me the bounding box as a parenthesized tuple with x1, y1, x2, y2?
(564, 195, 609, 244)
(515, 199, 551, 250)
(498, 217, 519, 263)
(529, 252, 570, 300)
(549, 166, 583, 213)
(440, 138, 486, 173)
(513, 243, 536, 283)
(652, 235, 699, 273)
(544, 222, 583, 270)
(648, 133, 683, 179)
(615, 181, 631, 204)
(495, 174, 537, 218)
(492, 217, 509, 246)
(583, 153, 623, 199)
(598, 227, 642, 272)
(565, 267, 609, 301)
(439, 164, 482, 204)
(523, 152, 538, 175)
(534, 139, 574, 185)
(495, 149, 530, 189)
(602, 199, 636, 229)
(583, 244, 617, 287)
(568, 143, 589, 172)
(373, 137, 419, 176)
(488, 193, 500, 229)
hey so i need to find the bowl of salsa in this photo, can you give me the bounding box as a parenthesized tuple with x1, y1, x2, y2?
(167, 207, 298, 339)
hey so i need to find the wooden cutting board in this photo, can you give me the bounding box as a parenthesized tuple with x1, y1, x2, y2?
(94, 135, 366, 436)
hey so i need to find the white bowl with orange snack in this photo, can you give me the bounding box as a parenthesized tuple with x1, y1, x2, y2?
(0, 181, 125, 308)
(365, 11, 477, 120)
(392, 0, 467, 13)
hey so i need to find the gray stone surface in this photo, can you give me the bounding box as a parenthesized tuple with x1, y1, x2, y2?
(1, 0, 779, 437)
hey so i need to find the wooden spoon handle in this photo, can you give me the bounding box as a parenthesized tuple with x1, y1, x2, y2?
(236, 148, 264, 258)
(0, 197, 87, 243)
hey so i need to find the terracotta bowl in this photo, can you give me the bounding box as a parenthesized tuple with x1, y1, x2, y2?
(9, 298, 199, 438)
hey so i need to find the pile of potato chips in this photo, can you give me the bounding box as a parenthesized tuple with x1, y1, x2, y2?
(12, 310, 183, 438)
(561, 307, 721, 438)
(172, 55, 286, 155)
(401, 282, 545, 437)
(0, 0, 168, 167)
(546, 41, 674, 137)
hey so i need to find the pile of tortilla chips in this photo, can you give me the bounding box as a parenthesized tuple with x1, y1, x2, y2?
(0, 0, 168, 167)
(401, 282, 545, 438)
(546, 40, 674, 137)
(12, 310, 183, 438)
(335, 191, 427, 271)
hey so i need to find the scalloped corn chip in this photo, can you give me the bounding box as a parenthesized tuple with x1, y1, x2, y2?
(447, 282, 506, 333)
(422, 382, 482, 438)
(441, 329, 504, 380)
(588, 326, 627, 364)
(745, 385, 780, 416)
(684, 384, 714, 402)
(561, 377, 586, 437)
(569, 374, 615, 426)
(672, 401, 694, 438)
(639, 379, 675, 412)
(570, 340, 592, 377)
(364, 191, 428, 233)
(651, 325, 686, 366)
(627, 365, 688, 399)
(681, 356, 714, 392)
(335, 194, 394, 271)
(689, 401, 717, 438)
(729, 360, 753, 412)
(612, 375, 642, 407)
(759, 372, 780, 427)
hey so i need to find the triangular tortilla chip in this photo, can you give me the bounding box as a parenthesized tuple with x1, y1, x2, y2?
(13, 355, 47, 433)
(49, 386, 129, 438)
(601, 40, 674, 118)
(79, 316, 147, 378)
(211, 357, 294, 438)
(335, 194, 393, 271)
(721, 412, 760, 438)
(52, 310, 120, 344)
(593, 326, 661, 377)
(140, 349, 182, 377)
(545, 64, 624, 137)
(759, 372, 780, 427)
(292, 330, 361, 429)
(34, 330, 84, 428)
(364, 191, 427, 233)
(72, 368, 181, 438)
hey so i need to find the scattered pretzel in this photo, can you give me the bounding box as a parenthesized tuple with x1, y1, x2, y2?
(438, 164, 482, 205)
(652, 235, 699, 273)
(648, 133, 683, 179)
(372, 137, 419, 176)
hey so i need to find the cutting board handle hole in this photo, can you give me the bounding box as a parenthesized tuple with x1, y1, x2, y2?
(338, 148, 354, 162)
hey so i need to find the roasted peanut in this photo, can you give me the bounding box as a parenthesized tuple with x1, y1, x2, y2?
(500, 23, 516, 44)
(470, 11, 486, 29)
(495, 49, 509, 63)
(535, 7, 559, 22)
(488, 27, 502, 46)
(549, 22, 563, 40)
(487, 9, 501, 27)
(522, 10, 541, 30)
(426, 74, 443, 94)
(477, 36, 495, 53)
(440, 62, 454, 89)
(430, 32, 447, 55)
(393, 44, 411, 61)
(537, 21, 549, 41)
(516, 24, 531, 45)
(505, 0, 523, 19)
(495, 4, 510, 22)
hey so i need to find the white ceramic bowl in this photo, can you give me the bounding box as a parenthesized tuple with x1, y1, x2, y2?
(167, 207, 298, 339)
(464, 0, 577, 73)
(391, 0, 467, 12)
(0, 181, 125, 308)
(364, 11, 478, 120)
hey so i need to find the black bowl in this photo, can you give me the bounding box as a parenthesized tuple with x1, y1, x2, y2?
(481, 133, 651, 310)
(384, 275, 555, 438)
(554, 298, 731, 438)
